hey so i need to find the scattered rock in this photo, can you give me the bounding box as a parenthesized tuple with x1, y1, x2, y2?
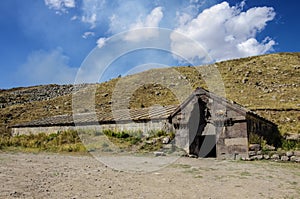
(249, 151, 256, 156)
(188, 154, 198, 158)
(153, 151, 165, 156)
(257, 155, 263, 160)
(249, 156, 257, 161)
(263, 155, 270, 160)
(290, 156, 297, 162)
(155, 91, 161, 96)
(162, 136, 170, 144)
(249, 144, 260, 151)
(285, 134, 300, 140)
(242, 78, 248, 84)
(293, 151, 300, 156)
(264, 145, 275, 151)
(271, 154, 280, 160)
(102, 93, 109, 97)
(280, 156, 289, 161)
(286, 151, 294, 157)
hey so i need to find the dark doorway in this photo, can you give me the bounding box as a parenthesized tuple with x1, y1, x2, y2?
(198, 135, 216, 158)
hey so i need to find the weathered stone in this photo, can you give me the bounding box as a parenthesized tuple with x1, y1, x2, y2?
(293, 151, 300, 156)
(153, 151, 165, 156)
(101, 93, 109, 97)
(188, 154, 198, 158)
(249, 144, 260, 151)
(155, 91, 161, 96)
(271, 154, 280, 160)
(264, 145, 275, 151)
(263, 155, 270, 160)
(280, 156, 289, 161)
(257, 150, 262, 155)
(257, 155, 263, 160)
(286, 151, 294, 157)
(249, 156, 256, 161)
(242, 78, 248, 84)
(290, 156, 297, 162)
(162, 136, 170, 144)
(286, 134, 300, 140)
(248, 151, 256, 156)
(145, 140, 154, 144)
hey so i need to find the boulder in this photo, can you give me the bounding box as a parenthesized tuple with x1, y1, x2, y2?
(249, 144, 260, 151)
(263, 155, 270, 160)
(248, 151, 256, 156)
(280, 156, 289, 161)
(293, 151, 300, 156)
(264, 145, 275, 151)
(257, 155, 263, 160)
(290, 156, 297, 162)
(271, 154, 280, 160)
(286, 151, 294, 157)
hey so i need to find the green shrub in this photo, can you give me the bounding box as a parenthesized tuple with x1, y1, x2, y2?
(282, 139, 300, 150)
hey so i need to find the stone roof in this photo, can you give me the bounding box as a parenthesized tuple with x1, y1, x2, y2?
(12, 105, 177, 128)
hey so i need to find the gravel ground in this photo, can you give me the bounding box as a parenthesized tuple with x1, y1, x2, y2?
(0, 152, 299, 198)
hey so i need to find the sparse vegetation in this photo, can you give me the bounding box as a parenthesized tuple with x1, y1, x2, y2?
(0, 129, 176, 153)
(0, 52, 299, 150)
(0, 130, 86, 152)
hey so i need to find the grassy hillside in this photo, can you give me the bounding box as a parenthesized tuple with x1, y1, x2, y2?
(0, 52, 299, 136)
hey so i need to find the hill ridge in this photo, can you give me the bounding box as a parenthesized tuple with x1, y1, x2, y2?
(0, 52, 299, 135)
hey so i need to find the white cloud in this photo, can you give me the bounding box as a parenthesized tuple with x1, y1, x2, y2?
(82, 13, 97, 29)
(82, 31, 95, 39)
(124, 7, 163, 42)
(44, 0, 75, 13)
(144, 7, 164, 27)
(237, 37, 275, 56)
(18, 48, 77, 85)
(81, 0, 106, 29)
(96, 37, 107, 48)
(171, 1, 276, 62)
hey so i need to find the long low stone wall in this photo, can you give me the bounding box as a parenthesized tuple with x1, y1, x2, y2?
(11, 120, 169, 136)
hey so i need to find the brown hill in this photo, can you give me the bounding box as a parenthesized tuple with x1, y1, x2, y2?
(0, 52, 299, 136)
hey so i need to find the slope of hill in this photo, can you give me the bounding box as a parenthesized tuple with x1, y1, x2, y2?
(0, 52, 299, 136)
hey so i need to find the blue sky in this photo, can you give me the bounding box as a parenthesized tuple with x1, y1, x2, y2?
(0, 0, 299, 89)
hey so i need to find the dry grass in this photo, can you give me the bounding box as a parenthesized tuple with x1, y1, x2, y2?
(0, 52, 299, 136)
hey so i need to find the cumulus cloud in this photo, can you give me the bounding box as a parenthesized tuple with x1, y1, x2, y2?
(96, 6, 164, 46)
(124, 7, 164, 42)
(18, 48, 77, 85)
(96, 37, 107, 48)
(171, 1, 276, 62)
(44, 0, 75, 13)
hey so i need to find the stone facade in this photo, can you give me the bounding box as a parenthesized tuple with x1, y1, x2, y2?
(11, 119, 169, 137)
(170, 88, 278, 159)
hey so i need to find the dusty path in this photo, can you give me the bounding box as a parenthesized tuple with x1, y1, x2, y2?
(0, 152, 299, 198)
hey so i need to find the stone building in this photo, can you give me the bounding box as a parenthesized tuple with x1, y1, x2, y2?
(11, 105, 177, 137)
(170, 88, 279, 159)
(11, 87, 279, 159)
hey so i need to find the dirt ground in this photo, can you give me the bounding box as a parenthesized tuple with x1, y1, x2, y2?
(0, 152, 299, 199)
